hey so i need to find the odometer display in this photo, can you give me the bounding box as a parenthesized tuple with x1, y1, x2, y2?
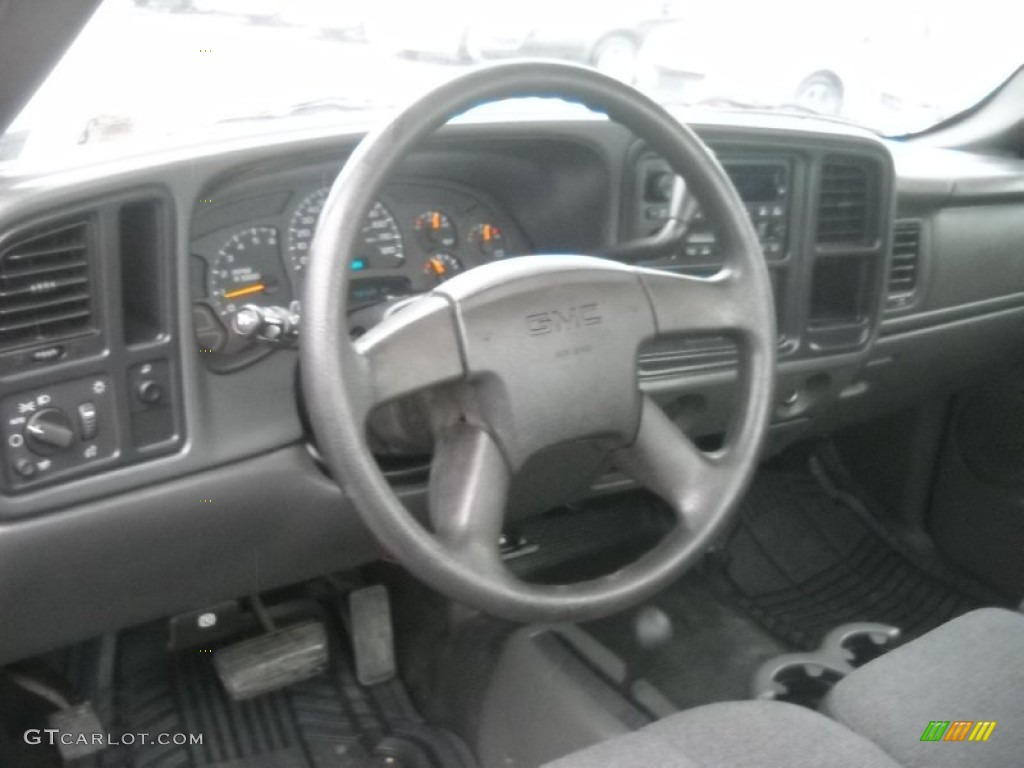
(287, 188, 404, 274)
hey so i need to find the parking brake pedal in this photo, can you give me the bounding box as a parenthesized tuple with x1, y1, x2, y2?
(214, 620, 329, 701)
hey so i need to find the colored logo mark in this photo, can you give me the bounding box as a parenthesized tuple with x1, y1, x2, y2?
(920, 721, 997, 742)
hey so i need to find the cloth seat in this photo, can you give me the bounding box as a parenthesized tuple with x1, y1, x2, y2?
(542, 699, 902, 767)
(544, 608, 1024, 767)
(823, 607, 1024, 768)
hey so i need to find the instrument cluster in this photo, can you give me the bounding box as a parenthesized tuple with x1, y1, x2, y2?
(191, 180, 527, 356)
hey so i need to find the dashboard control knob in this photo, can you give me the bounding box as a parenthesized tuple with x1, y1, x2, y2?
(136, 380, 164, 405)
(24, 408, 75, 455)
(77, 402, 99, 440)
(14, 458, 37, 478)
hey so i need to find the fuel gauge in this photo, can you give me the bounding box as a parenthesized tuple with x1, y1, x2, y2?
(469, 222, 506, 260)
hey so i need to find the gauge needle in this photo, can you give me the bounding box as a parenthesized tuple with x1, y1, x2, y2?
(427, 258, 446, 276)
(223, 282, 266, 300)
(482, 224, 492, 242)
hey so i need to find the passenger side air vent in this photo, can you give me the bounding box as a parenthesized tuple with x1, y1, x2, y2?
(817, 159, 873, 246)
(0, 218, 95, 352)
(887, 220, 921, 309)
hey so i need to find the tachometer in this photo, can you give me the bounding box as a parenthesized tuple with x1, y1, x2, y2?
(287, 188, 404, 274)
(208, 226, 287, 317)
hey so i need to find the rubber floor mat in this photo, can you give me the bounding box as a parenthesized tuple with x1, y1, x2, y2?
(98, 615, 474, 768)
(720, 469, 1001, 651)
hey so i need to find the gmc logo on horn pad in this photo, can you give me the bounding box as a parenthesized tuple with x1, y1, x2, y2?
(525, 304, 602, 336)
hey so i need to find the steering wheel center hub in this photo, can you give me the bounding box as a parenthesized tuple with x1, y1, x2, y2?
(437, 255, 655, 470)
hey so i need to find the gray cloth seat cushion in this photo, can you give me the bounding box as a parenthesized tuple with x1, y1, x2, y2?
(824, 607, 1024, 768)
(542, 699, 903, 767)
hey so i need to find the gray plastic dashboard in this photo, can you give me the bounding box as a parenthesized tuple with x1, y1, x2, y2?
(0, 113, 1022, 662)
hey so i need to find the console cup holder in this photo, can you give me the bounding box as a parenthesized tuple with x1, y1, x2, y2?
(751, 622, 901, 705)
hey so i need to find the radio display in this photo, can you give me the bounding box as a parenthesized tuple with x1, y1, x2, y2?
(725, 163, 786, 202)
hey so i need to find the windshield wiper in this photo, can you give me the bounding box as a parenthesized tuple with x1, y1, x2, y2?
(71, 97, 395, 146)
(681, 97, 870, 130)
(217, 96, 394, 125)
(693, 97, 819, 115)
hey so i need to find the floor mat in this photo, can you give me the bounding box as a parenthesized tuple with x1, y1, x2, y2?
(720, 467, 1000, 651)
(585, 573, 788, 711)
(98, 610, 474, 768)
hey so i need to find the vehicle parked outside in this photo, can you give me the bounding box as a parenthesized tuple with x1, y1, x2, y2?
(362, 0, 478, 63)
(461, 0, 683, 83)
(366, 0, 681, 83)
(637, 0, 1022, 133)
(278, 0, 368, 40)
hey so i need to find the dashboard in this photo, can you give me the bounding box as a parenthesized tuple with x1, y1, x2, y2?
(2, 113, 1024, 664)
(186, 132, 892, 382)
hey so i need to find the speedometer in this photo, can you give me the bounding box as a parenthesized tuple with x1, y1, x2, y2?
(287, 188, 404, 274)
(208, 226, 287, 318)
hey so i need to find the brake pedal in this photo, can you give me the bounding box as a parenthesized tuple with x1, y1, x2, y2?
(214, 620, 328, 701)
(47, 702, 106, 762)
(350, 585, 396, 686)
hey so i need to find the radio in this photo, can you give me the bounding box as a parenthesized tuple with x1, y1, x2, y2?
(637, 158, 791, 266)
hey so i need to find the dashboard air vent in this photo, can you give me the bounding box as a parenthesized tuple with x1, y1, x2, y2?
(887, 221, 921, 306)
(817, 160, 872, 246)
(0, 218, 94, 352)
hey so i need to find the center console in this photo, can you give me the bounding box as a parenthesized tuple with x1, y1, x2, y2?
(627, 140, 893, 373)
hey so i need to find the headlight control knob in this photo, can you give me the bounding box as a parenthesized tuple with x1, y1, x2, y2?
(25, 408, 75, 455)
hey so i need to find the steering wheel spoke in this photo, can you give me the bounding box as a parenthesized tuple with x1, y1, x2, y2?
(615, 396, 730, 529)
(428, 420, 510, 574)
(639, 266, 761, 338)
(352, 295, 466, 415)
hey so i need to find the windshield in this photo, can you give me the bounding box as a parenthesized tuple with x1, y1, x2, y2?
(2, 0, 1021, 168)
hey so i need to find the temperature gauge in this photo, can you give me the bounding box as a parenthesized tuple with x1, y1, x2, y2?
(423, 253, 462, 282)
(469, 222, 506, 260)
(414, 210, 456, 251)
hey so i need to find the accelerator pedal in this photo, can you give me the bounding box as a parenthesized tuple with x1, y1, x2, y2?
(350, 585, 397, 686)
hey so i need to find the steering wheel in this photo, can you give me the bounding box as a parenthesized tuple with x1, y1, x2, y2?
(301, 62, 776, 624)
